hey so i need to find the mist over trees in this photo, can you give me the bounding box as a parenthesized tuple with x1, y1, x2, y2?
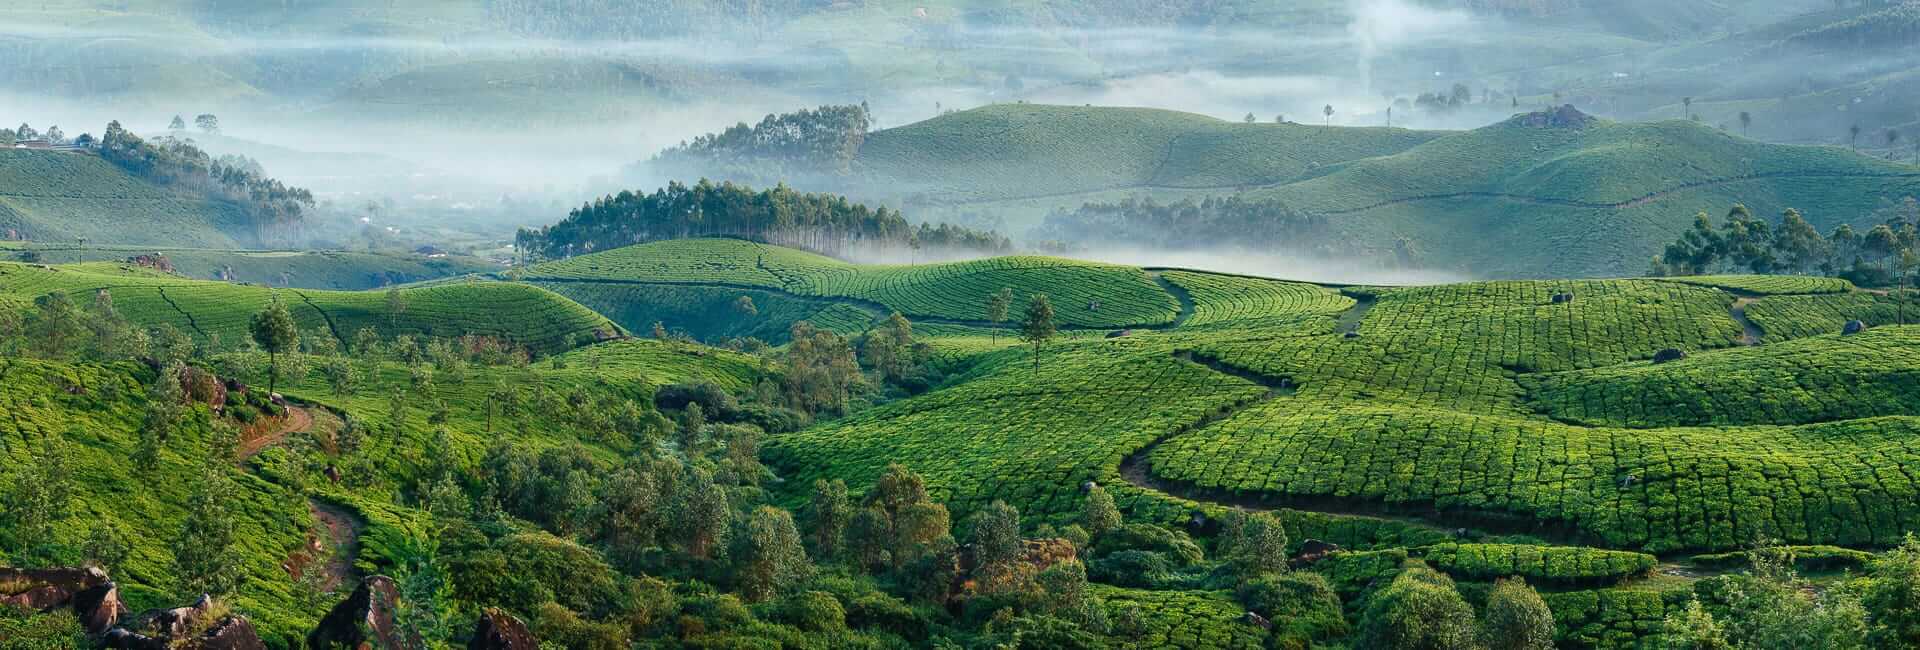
(96, 121, 315, 237)
(641, 104, 873, 190)
(1032, 195, 1342, 255)
(514, 180, 1009, 261)
(1650, 199, 1920, 287)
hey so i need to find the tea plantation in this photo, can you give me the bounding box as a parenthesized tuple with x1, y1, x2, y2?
(5, 240, 1917, 649)
(0, 260, 613, 354)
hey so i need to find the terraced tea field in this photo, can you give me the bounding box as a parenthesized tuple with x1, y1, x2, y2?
(10, 237, 1915, 649)
(0, 261, 613, 353)
(527, 238, 1180, 329)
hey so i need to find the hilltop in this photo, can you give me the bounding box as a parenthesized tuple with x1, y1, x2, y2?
(848, 104, 1448, 203)
(751, 104, 1920, 277)
(0, 149, 256, 248)
(1244, 107, 1920, 276)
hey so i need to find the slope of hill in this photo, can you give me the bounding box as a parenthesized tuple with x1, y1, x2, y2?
(0, 149, 253, 248)
(1238, 108, 1920, 276)
(0, 261, 613, 353)
(1, 244, 497, 290)
(850, 104, 1449, 203)
(525, 238, 1181, 330)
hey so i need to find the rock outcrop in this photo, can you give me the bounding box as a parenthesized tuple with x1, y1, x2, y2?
(307, 575, 405, 650)
(0, 566, 125, 635)
(468, 608, 539, 650)
(103, 594, 264, 650)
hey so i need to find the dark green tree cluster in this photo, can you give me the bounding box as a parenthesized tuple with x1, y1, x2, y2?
(1651, 201, 1920, 287)
(514, 179, 1008, 261)
(858, 312, 937, 393)
(650, 104, 872, 183)
(95, 121, 314, 235)
(1033, 194, 1337, 255)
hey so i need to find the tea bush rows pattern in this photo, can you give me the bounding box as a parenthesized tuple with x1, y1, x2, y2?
(1522, 328, 1920, 427)
(528, 239, 1178, 328)
(1419, 543, 1656, 585)
(1659, 275, 1853, 295)
(1745, 291, 1918, 340)
(1158, 270, 1353, 327)
(0, 262, 613, 353)
(1091, 586, 1268, 649)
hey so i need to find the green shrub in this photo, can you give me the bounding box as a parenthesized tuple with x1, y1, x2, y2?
(1093, 523, 1204, 566)
(1237, 572, 1348, 643)
(1422, 543, 1656, 587)
(779, 591, 846, 632)
(0, 605, 87, 650)
(1088, 550, 1176, 588)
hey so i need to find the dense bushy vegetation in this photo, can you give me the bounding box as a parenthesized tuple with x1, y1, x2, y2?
(514, 180, 1008, 261)
(1649, 200, 1919, 288)
(94, 121, 315, 238)
(646, 104, 873, 188)
(7, 240, 1920, 649)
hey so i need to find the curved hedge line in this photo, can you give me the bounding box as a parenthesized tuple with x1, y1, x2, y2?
(1420, 543, 1656, 586)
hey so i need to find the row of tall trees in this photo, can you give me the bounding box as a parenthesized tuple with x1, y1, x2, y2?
(514, 179, 1008, 261)
(647, 104, 873, 188)
(95, 121, 315, 236)
(1649, 200, 1920, 287)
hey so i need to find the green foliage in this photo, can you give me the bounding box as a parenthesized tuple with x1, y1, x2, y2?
(1091, 585, 1270, 649)
(1421, 544, 1656, 587)
(734, 506, 811, 602)
(1481, 578, 1555, 650)
(1237, 572, 1348, 644)
(516, 179, 1005, 261)
(0, 261, 614, 355)
(0, 605, 87, 650)
(527, 238, 1179, 328)
(1865, 535, 1920, 647)
(1081, 483, 1122, 539)
(173, 467, 245, 598)
(1355, 565, 1479, 650)
(1522, 327, 1920, 427)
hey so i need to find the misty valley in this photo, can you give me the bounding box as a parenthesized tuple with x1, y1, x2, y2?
(3, 1, 1920, 649)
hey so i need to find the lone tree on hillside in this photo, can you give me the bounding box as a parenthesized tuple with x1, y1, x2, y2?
(250, 296, 300, 395)
(194, 114, 219, 134)
(1851, 123, 1863, 149)
(1682, 96, 1693, 121)
(1739, 111, 1752, 135)
(985, 287, 1013, 343)
(1244, 112, 1256, 124)
(385, 285, 407, 326)
(1020, 294, 1056, 370)
(1481, 578, 1555, 650)
(1323, 104, 1335, 124)
(1889, 129, 1902, 159)
(169, 115, 186, 131)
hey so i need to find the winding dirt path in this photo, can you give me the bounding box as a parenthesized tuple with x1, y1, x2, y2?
(236, 405, 312, 462)
(226, 402, 365, 591)
(1729, 297, 1763, 346)
(307, 499, 363, 592)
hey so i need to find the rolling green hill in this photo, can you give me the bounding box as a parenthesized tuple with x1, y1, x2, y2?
(1241, 108, 1920, 276)
(525, 238, 1182, 331)
(6, 233, 1916, 648)
(851, 104, 1448, 203)
(0, 261, 613, 353)
(0, 244, 497, 290)
(0, 149, 255, 248)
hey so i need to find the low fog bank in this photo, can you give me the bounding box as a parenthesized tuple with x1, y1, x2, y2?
(1064, 246, 1470, 286)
